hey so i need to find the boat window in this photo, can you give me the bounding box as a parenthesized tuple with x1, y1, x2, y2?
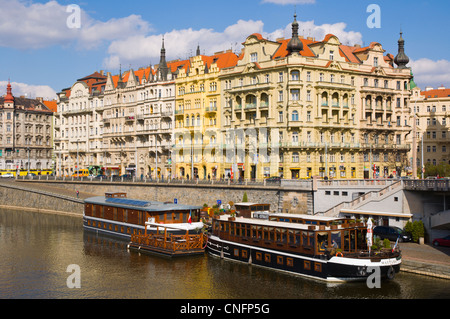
(317, 232, 329, 252)
(331, 231, 341, 249)
(166, 213, 172, 220)
(288, 230, 295, 244)
(357, 229, 367, 251)
(295, 230, 301, 245)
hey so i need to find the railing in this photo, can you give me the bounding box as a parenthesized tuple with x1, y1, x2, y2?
(18, 175, 283, 187)
(130, 233, 205, 252)
(403, 179, 450, 191)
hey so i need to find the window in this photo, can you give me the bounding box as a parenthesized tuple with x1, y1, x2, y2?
(374, 57, 378, 67)
(291, 110, 299, 121)
(291, 89, 300, 101)
(292, 152, 299, 163)
(278, 111, 283, 122)
(291, 70, 299, 81)
(329, 50, 334, 60)
(277, 256, 284, 265)
(250, 52, 258, 62)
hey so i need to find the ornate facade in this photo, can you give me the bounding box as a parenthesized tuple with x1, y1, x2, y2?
(219, 16, 413, 180)
(55, 41, 190, 178)
(0, 82, 54, 172)
(173, 47, 239, 179)
(410, 86, 450, 173)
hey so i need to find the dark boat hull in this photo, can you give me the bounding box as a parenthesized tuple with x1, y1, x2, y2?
(207, 235, 401, 282)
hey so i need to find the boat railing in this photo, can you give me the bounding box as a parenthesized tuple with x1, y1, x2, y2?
(130, 233, 205, 252)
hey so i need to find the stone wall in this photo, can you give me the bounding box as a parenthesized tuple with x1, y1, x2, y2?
(13, 180, 313, 215)
(0, 183, 83, 216)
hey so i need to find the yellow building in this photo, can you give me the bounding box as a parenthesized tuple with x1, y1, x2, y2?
(219, 15, 413, 180)
(174, 47, 239, 179)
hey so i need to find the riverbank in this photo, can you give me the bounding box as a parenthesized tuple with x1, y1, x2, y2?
(2, 180, 450, 280)
(400, 242, 450, 280)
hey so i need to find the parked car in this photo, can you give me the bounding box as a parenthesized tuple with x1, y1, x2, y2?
(94, 174, 108, 180)
(1, 173, 14, 178)
(373, 226, 412, 242)
(432, 235, 450, 247)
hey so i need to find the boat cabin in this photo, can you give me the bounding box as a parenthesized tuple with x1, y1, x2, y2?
(84, 193, 202, 237)
(234, 203, 270, 218)
(211, 214, 368, 257)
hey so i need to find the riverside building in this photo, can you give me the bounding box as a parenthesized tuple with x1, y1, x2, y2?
(173, 46, 239, 180)
(219, 15, 413, 180)
(55, 40, 190, 178)
(410, 86, 450, 172)
(0, 82, 54, 172)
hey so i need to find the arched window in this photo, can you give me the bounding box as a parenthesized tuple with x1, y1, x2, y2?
(292, 110, 299, 121)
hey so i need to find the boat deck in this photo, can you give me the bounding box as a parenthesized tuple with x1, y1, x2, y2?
(128, 233, 206, 257)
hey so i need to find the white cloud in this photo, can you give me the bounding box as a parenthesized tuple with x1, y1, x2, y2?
(103, 19, 362, 69)
(410, 58, 450, 89)
(0, 0, 151, 50)
(0, 81, 57, 100)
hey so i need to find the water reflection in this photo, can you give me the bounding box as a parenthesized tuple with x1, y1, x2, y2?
(0, 209, 449, 299)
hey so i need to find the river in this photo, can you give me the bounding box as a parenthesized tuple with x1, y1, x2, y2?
(0, 209, 449, 302)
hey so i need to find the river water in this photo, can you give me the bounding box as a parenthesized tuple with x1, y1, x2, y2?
(0, 209, 449, 301)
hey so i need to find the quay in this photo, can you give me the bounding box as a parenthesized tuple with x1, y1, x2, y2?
(0, 179, 449, 280)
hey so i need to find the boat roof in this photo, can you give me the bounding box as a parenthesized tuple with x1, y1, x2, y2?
(269, 213, 348, 221)
(216, 214, 363, 232)
(84, 196, 202, 212)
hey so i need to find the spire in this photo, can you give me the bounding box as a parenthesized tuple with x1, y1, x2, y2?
(196, 44, 201, 56)
(287, 13, 303, 54)
(394, 31, 410, 69)
(158, 36, 169, 81)
(4, 79, 14, 104)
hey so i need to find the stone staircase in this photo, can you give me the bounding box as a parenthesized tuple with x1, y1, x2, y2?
(321, 181, 403, 217)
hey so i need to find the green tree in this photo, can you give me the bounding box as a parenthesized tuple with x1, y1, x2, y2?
(242, 192, 248, 202)
(412, 220, 425, 243)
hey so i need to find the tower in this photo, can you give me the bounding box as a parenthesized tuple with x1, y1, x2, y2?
(394, 31, 410, 69)
(287, 13, 303, 54)
(158, 37, 169, 81)
(4, 80, 15, 108)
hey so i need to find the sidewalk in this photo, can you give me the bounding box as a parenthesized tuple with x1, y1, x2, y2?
(399, 242, 450, 279)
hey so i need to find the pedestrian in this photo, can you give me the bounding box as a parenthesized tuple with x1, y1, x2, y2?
(76, 190, 79, 198)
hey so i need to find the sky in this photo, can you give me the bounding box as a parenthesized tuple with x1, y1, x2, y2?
(0, 0, 449, 100)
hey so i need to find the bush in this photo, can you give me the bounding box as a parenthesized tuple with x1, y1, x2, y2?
(411, 220, 425, 243)
(404, 221, 413, 234)
(383, 238, 391, 249)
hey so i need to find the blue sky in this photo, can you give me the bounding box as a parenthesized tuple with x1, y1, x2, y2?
(0, 0, 449, 99)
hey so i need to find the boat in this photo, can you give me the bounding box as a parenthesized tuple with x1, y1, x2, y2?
(127, 222, 207, 257)
(83, 192, 204, 240)
(207, 212, 402, 282)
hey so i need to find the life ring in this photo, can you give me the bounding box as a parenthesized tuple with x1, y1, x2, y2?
(336, 252, 344, 257)
(386, 266, 395, 280)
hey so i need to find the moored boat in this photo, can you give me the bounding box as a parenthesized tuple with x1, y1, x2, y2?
(83, 192, 203, 240)
(207, 212, 401, 282)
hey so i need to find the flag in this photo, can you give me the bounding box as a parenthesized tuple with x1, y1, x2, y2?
(392, 236, 400, 253)
(188, 211, 192, 224)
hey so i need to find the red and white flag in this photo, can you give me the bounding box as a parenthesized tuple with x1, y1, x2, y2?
(188, 211, 192, 224)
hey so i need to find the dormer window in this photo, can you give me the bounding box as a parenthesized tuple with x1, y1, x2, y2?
(250, 52, 258, 62)
(374, 57, 379, 67)
(329, 50, 334, 61)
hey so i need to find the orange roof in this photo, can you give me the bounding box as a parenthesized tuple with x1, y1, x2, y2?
(421, 88, 450, 99)
(272, 37, 317, 59)
(200, 51, 239, 70)
(43, 100, 57, 112)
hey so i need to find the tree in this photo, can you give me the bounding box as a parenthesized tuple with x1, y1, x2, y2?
(242, 192, 248, 202)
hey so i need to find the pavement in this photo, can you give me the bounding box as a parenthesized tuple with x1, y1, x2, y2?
(399, 242, 450, 279)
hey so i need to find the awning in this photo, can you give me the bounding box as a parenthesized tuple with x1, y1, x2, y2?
(340, 209, 413, 219)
